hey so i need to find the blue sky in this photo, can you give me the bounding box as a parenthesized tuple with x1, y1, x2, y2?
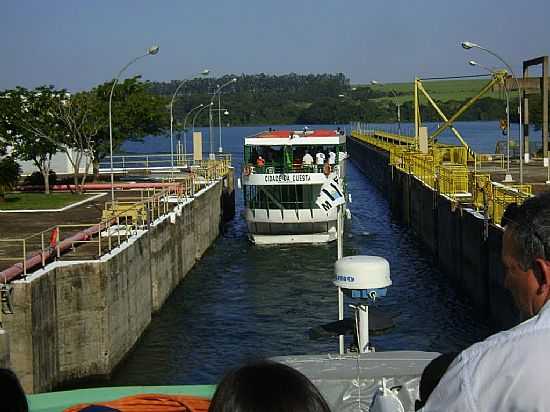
(1, 0, 549, 91)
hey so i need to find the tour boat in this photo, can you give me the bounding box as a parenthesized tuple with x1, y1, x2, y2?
(241, 128, 348, 244)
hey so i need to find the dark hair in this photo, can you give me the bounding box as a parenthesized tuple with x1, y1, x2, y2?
(208, 361, 331, 412)
(0, 368, 28, 412)
(504, 193, 550, 271)
(414, 352, 458, 410)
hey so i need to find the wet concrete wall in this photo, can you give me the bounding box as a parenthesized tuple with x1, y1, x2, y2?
(4, 172, 234, 393)
(348, 136, 519, 329)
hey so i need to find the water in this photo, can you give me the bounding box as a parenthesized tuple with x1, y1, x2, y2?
(108, 123, 497, 386)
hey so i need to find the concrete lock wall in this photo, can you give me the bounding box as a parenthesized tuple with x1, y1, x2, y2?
(5, 173, 234, 394)
(348, 136, 519, 329)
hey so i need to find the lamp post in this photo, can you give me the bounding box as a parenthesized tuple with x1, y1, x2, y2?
(209, 78, 237, 157)
(181, 103, 204, 156)
(469, 60, 513, 182)
(108, 45, 159, 205)
(193, 102, 214, 134)
(371, 80, 401, 134)
(462, 41, 523, 184)
(169, 69, 209, 172)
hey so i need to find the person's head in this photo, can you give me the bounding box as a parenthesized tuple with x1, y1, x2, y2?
(208, 361, 331, 412)
(502, 193, 550, 318)
(0, 368, 28, 412)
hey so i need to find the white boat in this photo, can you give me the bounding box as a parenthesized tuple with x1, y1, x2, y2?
(241, 128, 347, 244)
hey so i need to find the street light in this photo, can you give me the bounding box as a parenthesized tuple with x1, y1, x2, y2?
(109, 45, 159, 205)
(209, 78, 237, 157)
(169, 69, 209, 172)
(468, 60, 513, 182)
(371, 80, 401, 134)
(193, 102, 214, 134)
(462, 41, 524, 184)
(181, 103, 204, 156)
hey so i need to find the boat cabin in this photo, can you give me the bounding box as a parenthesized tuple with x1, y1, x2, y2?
(243, 129, 346, 174)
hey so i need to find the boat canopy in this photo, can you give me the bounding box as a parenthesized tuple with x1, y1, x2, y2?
(245, 129, 345, 146)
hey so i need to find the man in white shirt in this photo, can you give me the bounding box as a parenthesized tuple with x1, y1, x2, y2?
(328, 151, 336, 165)
(302, 151, 313, 166)
(422, 193, 550, 411)
(315, 152, 325, 165)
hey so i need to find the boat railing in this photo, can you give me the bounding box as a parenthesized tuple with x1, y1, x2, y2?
(246, 162, 339, 175)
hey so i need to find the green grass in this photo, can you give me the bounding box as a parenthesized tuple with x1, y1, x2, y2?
(354, 78, 516, 104)
(0, 192, 92, 210)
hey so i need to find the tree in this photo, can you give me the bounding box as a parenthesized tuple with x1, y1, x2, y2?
(0, 142, 21, 202)
(53, 91, 101, 192)
(87, 76, 168, 176)
(0, 86, 65, 194)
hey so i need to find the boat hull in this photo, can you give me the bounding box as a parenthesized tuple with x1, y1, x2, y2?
(246, 208, 338, 244)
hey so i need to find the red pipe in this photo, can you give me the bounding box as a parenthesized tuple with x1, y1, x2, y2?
(0, 223, 105, 283)
(19, 182, 179, 191)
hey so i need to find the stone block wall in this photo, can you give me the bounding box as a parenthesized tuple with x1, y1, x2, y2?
(4, 175, 233, 393)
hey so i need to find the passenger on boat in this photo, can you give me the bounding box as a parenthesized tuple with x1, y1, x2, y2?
(302, 151, 314, 166)
(328, 151, 336, 165)
(422, 193, 550, 411)
(256, 156, 265, 167)
(208, 360, 331, 412)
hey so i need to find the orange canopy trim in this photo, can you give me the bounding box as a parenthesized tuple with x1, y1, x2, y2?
(64, 393, 211, 412)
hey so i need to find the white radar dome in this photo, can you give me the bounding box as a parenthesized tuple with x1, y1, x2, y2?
(334, 256, 392, 291)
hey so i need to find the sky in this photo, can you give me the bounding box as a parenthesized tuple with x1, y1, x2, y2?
(1, 0, 549, 92)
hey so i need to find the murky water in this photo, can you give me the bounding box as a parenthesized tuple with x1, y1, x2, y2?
(102, 123, 497, 386)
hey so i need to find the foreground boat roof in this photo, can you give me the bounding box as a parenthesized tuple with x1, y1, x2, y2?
(28, 385, 215, 412)
(245, 129, 345, 146)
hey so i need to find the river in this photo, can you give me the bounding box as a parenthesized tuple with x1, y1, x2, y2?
(101, 121, 517, 386)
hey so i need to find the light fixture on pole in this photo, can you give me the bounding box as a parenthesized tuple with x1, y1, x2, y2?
(209, 78, 237, 158)
(468, 60, 513, 183)
(462, 41, 524, 184)
(169, 69, 209, 172)
(109, 45, 159, 205)
(181, 103, 204, 156)
(193, 102, 214, 134)
(371, 80, 401, 134)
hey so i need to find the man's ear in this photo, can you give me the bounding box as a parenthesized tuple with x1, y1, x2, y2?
(534, 258, 550, 292)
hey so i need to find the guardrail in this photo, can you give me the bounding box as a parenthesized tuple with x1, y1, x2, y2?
(0, 160, 231, 281)
(98, 153, 232, 173)
(351, 128, 532, 223)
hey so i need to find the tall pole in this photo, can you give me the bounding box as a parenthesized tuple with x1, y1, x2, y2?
(337, 204, 344, 354)
(182, 103, 204, 156)
(469, 60, 513, 182)
(209, 78, 237, 158)
(218, 92, 222, 153)
(109, 45, 159, 205)
(462, 42, 523, 184)
(170, 70, 209, 171)
(193, 103, 213, 133)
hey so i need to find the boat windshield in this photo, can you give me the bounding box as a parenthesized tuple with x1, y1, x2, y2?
(244, 144, 346, 173)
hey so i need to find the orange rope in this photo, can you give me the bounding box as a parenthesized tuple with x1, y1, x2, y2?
(64, 393, 210, 412)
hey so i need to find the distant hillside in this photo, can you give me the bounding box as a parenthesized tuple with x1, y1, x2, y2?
(354, 78, 515, 104)
(148, 74, 539, 126)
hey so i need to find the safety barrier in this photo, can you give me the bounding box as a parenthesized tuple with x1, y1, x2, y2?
(351, 127, 532, 224)
(0, 175, 215, 281)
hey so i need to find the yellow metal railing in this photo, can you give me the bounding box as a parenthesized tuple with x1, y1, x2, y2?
(351, 125, 533, 225)
(438, 163, 469, 196)
(0, 181, 202, 279)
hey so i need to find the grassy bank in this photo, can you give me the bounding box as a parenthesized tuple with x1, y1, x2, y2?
(356, 78, 516, 104)
(0, 192, 92, 210)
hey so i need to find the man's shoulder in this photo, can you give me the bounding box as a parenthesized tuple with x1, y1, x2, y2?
(460, 308, 550, 366)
